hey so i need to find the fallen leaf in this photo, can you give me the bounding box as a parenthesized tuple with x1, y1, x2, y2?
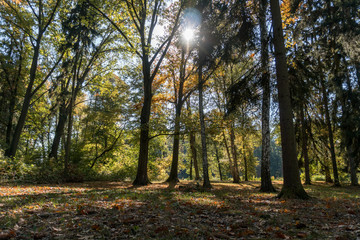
(295, 222, 306, 229)
(275, 231, 286, 239)
(91, 225, 101, 231)
(297, 232, 307, 238)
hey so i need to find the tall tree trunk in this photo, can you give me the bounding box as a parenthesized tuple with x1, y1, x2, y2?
(167, 50, 186, 183)
(4, 0, 60, 157)
(324, 165, 333, 183)
(166, 103, 182, 183)
(187, 100, 200, 180)
(5, 40, 41, 158)
(40, 133, 46, 161)
(270, 0, 309, 199)
(230, 125, 240, 183)
(259, 0, 275, 192)
(198, 63, 211, 188)
(49, 103, 68, 159)
(64, 106, 73, 180)
(133, 62, 152, 186)
(300, 105, 311, 185)
(64, 70, 77, 180)
(189, 131, 200, 180)
(243, 142, 248, 182)
(5, 93, 17, 148)
(189, 154, 193, 180)
(348, 144, 359, 186)
(223, 131, 235, 179)
(214, 142, 223, 181)
(320, 77, 340, 186)
(343, 74, 358, 186)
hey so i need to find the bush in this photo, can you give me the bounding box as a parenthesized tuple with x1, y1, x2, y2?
(0, 152, 37, 182)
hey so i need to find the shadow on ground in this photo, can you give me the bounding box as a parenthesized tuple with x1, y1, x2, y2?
(0, 181, 359, 239)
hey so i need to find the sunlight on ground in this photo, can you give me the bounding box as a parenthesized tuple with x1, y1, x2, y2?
(1, 181, 359, 239)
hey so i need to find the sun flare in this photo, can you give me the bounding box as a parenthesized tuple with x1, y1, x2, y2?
(183, 28, 195, 42)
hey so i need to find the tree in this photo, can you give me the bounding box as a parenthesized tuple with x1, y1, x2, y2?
(88, 0, 183, 185)
(186, 98, 200, 180)
(300, 104, 311, 185)
(165, 39, 197, 183)
(49, 1, 111, 162)
(0, 17, 28, 150)
(3, 0, 62, 158)
(259, 0, 275, 192)
(270, 0, 309, 199)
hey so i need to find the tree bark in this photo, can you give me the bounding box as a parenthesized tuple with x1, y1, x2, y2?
(64, 64, 78, 180)
(133, 60, 152, 186)
(348, 142, 359, 186)
(5, 91, 17, 148)
(243, 142, 248, 182)
(343, 74, 358, 186)
(5, 40, 41, 158)
(189, 130, 200, 180)
(187, 100, 200, 180)
(198, 63, 211, 188)
(49, 103, 68, 159)
(259, 0, 275, 192)
(300, 105, 311, 185)
(166, 103, 182, 183)
(189, 154, 193, 180)
(167, 49, 186, 183)
(214, 142, 223, 181)
(230, 125, 240, 183)
(270, 0, 309, 199)
(223, 131, 235, 179)
(324, 165, 333, 183)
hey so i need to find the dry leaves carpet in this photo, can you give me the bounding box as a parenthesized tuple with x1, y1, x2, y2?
(0, 181, 359, 239)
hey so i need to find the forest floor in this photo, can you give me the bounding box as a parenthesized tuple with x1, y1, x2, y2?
(0, 180, 359, 239)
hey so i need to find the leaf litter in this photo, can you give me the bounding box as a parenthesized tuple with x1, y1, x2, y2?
(0, 181, 359, 239)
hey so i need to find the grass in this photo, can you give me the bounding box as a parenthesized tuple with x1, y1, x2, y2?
(0, 180, 359, 239)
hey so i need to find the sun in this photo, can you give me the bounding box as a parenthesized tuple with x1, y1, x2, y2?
(183, 28, 195, 42)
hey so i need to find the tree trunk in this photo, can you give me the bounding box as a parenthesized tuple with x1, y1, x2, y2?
(64, 70, 77, 180)
(5, 40, 41, 158)
(259, 0, 275, 192)
(270, 0, 309, 199)
(166, 103, 182, 183)
(214, 142, 223, 181)
(187, 99, 200, 180)
(198, 63, 211, 188)
(243, 142, 248, 182)
(324, 165, 333, 183)
(5, 92, 17, 148)
(49, 103, 68, 159)
(167, 49, 186, 183)
(189, 130, 200, 180)
(348, 143, 359, 186)
(223, 131, 235, 179)
(189, 154, 193, 180)
(230, 125, 240, 183)
(133, 62, 152, 186)
(344, 74, 358, 186)
(320, 77, 340, 186)
(300, 105, 311, 185)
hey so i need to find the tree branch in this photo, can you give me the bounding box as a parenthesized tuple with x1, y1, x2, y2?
(87, 0, 142, 58)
